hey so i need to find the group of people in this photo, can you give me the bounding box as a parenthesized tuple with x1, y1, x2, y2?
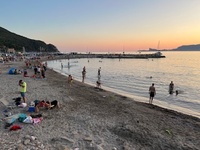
(33, 64, 46, 78)
(81, 66, 102, 88)
(34, 100, 60, 113)
(18, 79, 60, 112)
(24, 60, 47, 79)
(16, 59, 60, 113)
(14, 69, 22, 75)
(149, 81, 178, 104)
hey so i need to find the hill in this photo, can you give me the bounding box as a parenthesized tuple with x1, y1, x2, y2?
(0, 27, 59, 52)
(174, 44, 200, 51)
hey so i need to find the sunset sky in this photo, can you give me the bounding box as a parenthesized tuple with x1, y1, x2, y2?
(1, 0, 200, 52)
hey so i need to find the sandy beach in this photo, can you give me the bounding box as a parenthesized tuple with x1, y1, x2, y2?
(0, 60, 200, 150)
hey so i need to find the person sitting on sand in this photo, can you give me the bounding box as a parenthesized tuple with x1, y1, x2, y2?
(68, 74, 73, 86)
(34, 100, 60, 113)
(96, 80, 101, 88)
(18, 69, 22, 74)
(14, 69, 21, 75)
(14, 69, 18, 75)
(23, 69, 29, 77)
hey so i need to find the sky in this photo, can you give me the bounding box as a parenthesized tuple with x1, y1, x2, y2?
(1, 0, 200, 52)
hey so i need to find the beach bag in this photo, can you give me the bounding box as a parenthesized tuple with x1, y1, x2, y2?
(23, 116, 33, 124)
(19, 103, 27, 108)
(14, 97, 21, 106)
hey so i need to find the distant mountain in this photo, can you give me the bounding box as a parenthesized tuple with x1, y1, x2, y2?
(174, 44, 200, 51)
(147, 44, 200, 52)
(0, 27, 59, 52)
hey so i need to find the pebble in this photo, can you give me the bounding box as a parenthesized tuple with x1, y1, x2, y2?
(31, 136, 37, 141)
(83, 137, 93, 142)
(24, 139, 31, 145)
(17, 140, 22, 144)
(96, 145, 104, 150)
(17, 144, 24, 150)
(40, 144, 45, 149)
(60, 136, 74, 144)
(25, 135, 31, 139)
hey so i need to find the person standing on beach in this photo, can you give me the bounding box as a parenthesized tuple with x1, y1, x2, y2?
(83, 66, 86, 72)
(41, 68, 45, 78)
(82, 66, 86, 82)
(19, 80, 27, 103)
(61, 63, 63, 69)
(45, 61, 48, 67)
(149, 83, 156, 104)
(34, 66, 38, 75)
(169, 81, 174, 94)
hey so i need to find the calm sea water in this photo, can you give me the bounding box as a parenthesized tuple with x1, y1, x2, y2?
(48, 51, 200, 118)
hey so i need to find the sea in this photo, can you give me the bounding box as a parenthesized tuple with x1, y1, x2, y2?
(47, 51, 200, 118)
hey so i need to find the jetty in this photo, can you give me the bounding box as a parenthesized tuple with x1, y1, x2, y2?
(14, 51, 165, 60)
(58, 51, 166, 59)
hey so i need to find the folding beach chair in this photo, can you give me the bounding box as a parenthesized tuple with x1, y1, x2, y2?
(0, 95, 15, 109)
(0, 95, 9, 106)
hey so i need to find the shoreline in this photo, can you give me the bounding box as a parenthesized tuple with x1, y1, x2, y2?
(49, 67, 200, 123)
(0, 60, 200, 149)
(52, 67, 200, 119)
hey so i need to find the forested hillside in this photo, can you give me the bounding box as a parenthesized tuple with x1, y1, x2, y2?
(0, 27, 59, 52)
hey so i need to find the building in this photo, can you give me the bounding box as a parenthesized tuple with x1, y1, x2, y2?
(7, 48, 16, 53)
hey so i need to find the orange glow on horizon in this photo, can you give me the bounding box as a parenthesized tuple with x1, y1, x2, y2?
(48, 26, 200, 52)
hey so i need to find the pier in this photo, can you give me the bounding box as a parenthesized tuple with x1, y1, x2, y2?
(57, 51, 166, 59)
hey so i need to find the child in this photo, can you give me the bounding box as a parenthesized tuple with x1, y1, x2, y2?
(68, 75, 73, 86)
(96, 80, 101, 88)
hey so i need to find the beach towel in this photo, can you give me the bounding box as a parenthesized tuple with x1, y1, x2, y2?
(10, 125, 21, 131)
(4, 113, 21, 124)
(33, 118, 43, 125)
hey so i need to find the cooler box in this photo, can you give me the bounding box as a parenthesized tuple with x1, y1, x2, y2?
(28, 106, 35, 112)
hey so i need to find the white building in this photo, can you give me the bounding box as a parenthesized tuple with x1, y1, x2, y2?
(7, 48, 16, 53)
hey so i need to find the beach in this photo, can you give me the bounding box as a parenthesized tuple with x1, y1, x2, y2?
(0, 60, 200, 150)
